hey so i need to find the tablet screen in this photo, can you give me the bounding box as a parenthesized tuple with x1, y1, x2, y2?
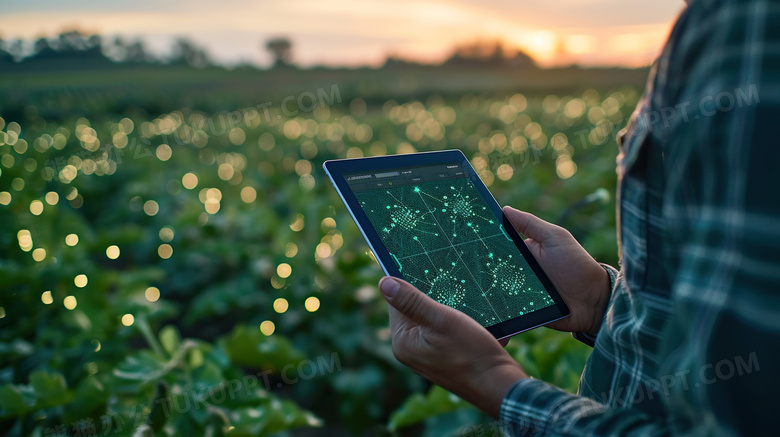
(345, 162, 555, 328)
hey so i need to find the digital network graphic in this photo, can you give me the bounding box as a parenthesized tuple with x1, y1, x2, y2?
(356, 176, 554, 327)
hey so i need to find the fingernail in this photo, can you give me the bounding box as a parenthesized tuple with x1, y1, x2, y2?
(379, 277, 400, 299)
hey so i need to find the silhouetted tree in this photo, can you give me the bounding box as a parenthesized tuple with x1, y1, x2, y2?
(505, 50, 536, 68)
(57, 30, 88, 51)
(444, 40, 535, 68)
(88, 34, 101, 49)
(171, 38, 210, 68)
(7, 39, 24, 62)
(25, 30, 106, 63)
(101, 36, 127, 61)
(124, 40, 152, 63)
(265, 37, 292, 68)
(0, 37, 13, 65)
(34, 37, 49, 53)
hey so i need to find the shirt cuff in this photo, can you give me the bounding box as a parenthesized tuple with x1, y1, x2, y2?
(570, 263, 619, 347)
(499, 378, 607, 435)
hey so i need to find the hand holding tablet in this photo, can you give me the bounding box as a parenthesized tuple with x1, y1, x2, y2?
(324, 150, 571, 340)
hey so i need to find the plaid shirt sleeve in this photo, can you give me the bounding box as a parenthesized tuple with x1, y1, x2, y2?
(499, 0, 780, 435)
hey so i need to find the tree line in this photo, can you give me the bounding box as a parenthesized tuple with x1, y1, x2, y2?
(0, 30, 212, 68)
(0, 30, 536, 71)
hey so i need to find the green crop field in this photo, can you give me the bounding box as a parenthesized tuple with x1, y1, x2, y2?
(0, 63, 643, 436)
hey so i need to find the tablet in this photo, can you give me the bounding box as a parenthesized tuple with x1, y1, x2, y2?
(323, 149, 569, 339)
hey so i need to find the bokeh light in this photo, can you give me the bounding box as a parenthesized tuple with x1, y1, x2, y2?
(45, 191, 59, 205)
(240, 186, 257, 203)
(65, 233, 79, 246)
(285, 242, 298, 258)
(260, 320, 275, 336)
(556, 156, 578, 179)
(145, 286, 160, 302)
(273, 298, 289, 313)
(63, 295, 77, 310)
(74, 274, 88, 288)
(143, 200, 159, 216)
(159, 227, 175, 242)
(304, 296, 320, 312)
(156, 144, 172, 161)
(289, 214, 305, 231)
(106, 245, 120, 259)
(17, 230, 33, 252)
(182, 172, 198, 189)
(121, 314, 135, 326)
(204, 198, 220, 214)
(271, 276, 286, 289)
(277, 263, 292, 278)
(65, 188, 78, 201)
(158, 244, 173, 259)
(32, 248, 46, 262)
(11, 178, 24, 191)
(321, 217, 336, 230)
(316, 243, 332, 258)
(30, 200, 44, 215)
(496, 164, 514, 181)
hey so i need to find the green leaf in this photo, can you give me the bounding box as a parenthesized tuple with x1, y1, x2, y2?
(226, 399, 322, 436)
(188, 347, 205, 368)
(388, 385, 472, 431)
(30, 371, 69, 406)
(159, 325, 182, 356)
(171, 409, 205, 436)
(221, 325, 305, 372)
(192, 361, 224, 389)
(114, 350, 168, 384)
(114, 340, 197, 392)
(63, 376, 108, 425)
(203, 377, 269, 409)
(0, 385, 27, 416)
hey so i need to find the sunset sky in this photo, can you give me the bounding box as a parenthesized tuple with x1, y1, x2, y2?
(0, 0, 685, 68)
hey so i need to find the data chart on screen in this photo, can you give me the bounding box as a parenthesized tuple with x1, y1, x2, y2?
(346, 163, 554, 327)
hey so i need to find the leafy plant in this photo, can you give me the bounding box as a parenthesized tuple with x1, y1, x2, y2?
(0, 76, 634, 435)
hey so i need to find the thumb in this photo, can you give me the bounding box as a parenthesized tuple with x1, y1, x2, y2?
(379, 276, 448, 327)
(502, 206, 558, 242)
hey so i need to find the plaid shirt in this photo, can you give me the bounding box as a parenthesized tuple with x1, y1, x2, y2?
(500, 0, 780, 435)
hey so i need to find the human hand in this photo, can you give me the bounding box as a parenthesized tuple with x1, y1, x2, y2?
(379, 276, 526, 419)
(503, 206, 611, 336)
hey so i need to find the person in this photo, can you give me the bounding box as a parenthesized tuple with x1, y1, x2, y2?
(377, 0, 779, 434)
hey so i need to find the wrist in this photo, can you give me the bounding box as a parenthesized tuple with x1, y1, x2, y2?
(462, 358, 526, 419)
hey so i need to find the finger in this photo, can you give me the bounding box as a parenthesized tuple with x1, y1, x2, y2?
(520, 237, 542, 259)
(379, 276, 450, 328)
(502, 206, 558, 242)
(387, 304, 409, 337)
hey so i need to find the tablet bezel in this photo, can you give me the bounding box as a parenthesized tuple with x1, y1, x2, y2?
(323, 149, 570, 340)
